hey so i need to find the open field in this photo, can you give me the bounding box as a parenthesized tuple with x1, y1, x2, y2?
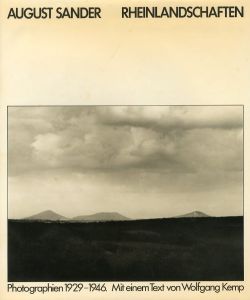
(8, 217, 243, 281)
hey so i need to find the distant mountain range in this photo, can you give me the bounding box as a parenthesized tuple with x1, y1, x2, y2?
(25, 210, 130, 222)
(23, 210, 210, 222)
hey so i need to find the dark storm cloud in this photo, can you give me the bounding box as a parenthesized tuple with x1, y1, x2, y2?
(8, 106, 243, 178)
(97, 106, 243, 131)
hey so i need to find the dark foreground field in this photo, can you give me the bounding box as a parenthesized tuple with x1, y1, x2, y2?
(8, 217, 243, 281)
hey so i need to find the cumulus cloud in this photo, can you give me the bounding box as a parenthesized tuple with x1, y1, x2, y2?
(8, 106, 243, 175)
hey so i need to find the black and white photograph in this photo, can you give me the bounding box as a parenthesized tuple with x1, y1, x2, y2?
(8, 105, 243, 282)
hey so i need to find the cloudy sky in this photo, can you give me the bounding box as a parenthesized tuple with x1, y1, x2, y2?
(8, 106, 243, 219)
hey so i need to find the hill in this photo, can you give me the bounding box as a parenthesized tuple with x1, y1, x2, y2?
(175, 210, 209, 218)
(26, 210, 67, 221)
(72, 212, 130, 221)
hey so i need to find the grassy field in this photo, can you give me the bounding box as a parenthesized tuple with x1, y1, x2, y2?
(8, 217, 243, 281)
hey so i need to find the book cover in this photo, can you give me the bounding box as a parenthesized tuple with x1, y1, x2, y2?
(0, 0, 249, 299)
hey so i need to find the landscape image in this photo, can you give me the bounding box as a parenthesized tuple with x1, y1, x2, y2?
(8, 106, 243, 281)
